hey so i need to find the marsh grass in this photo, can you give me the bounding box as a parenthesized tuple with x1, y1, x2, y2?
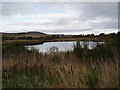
(2, 40, 44, 46)
(2, 38, 119, 88)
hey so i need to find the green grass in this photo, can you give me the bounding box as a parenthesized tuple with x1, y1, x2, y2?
(87, 65, 100, 88)
(2, 40, 44, 46)
(44, 37, 109, 42)
(3, 73, 48, 88)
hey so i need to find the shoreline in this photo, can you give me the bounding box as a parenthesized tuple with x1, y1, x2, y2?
(2, 37, 110, 46)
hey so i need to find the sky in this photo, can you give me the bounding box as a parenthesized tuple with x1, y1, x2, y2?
(1, 2, 118, 35)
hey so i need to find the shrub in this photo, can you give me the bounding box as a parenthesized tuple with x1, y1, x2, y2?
(113, 32, 120, 55)
(73, 41, 89, 60)
(49, 46, 59, 54)
(2, 45, 28, 58)
(73, 41, 84, 59)
(90, 42, 113, 60)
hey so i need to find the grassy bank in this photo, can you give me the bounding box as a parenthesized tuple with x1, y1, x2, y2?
(44, 37, 109, 42)
(2, 36, 119, 88)
(2, 40, 44, 46)
(2, 36, 112, 47)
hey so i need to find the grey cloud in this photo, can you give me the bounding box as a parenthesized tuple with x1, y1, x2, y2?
(40, 29, 92, 33)
(91, 20, 118, 29)
(2, 2, 117, 20)
(45, 2, 118, 29)
(2, 2, 118, 34)
(2, 2, 44, 16)
(2, 2, 68, 16)
(41, 18, 75, 26)
(77, 2, 118, 20)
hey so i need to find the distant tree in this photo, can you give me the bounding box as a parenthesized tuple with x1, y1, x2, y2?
(72, 35, 78, 38)
(18, 36, 26, 39)
(99, 33, 105, 37)
(85, 34, 90, 37)
(109, 33, 116, 38)
(117, 31, 120, 37)
(78, 34, 82, 38)
(26, 36, 32, 40)
(91, 34, 95, 37)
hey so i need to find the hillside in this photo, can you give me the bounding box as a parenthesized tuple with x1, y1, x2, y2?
(16, 31, 46, 36)
(1, 31, 47, 40)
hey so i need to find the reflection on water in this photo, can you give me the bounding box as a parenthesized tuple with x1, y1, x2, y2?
(25, 41, 104, 53)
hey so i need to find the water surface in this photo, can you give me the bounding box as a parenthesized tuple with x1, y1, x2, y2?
(25, 41, 104, 53)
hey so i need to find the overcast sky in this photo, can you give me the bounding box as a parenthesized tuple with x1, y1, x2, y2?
(1, 2, 118, 35)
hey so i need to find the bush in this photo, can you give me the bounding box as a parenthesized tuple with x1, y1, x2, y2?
(49, 46, 59, 54)
(113, 32, 120, 55)
(73, 41, 89, 60)
(90, 42, 113, 60)
(73, 41, 84, 59)
(2, 45, 28, 58)
(73, 41, 114, 62)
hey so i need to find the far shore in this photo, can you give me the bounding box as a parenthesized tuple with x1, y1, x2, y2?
(2, 37, 110, 46)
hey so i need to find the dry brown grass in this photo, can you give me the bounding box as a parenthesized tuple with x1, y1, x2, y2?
(2, 51, 118, 88)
